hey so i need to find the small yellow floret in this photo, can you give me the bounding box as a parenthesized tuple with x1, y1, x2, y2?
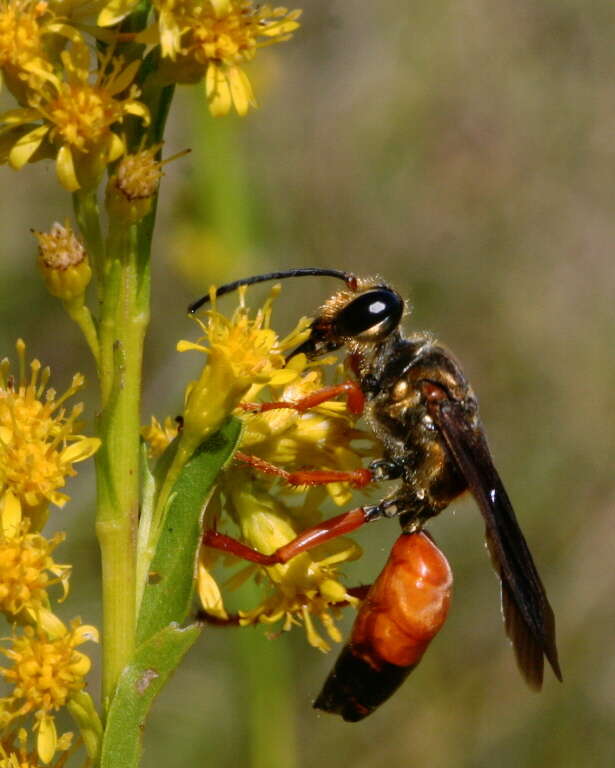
(0, 522, 69, 621)
(178, 285, 309, 453)
(145, 0, 301, 116)
(0, 340, 100, 525)
(0, 44, 149, 190)
(0, 619, 98, 716)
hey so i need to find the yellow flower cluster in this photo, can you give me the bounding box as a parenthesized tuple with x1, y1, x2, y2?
(0, 0, 149, 190)
(149, 0, 302, 116)
(146, 287, 377, 651)
(0, 0, 301, 191)
(0, 342, 99, 765)
(0, 340, 100, 527)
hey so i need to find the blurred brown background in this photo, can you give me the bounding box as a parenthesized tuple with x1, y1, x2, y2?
(1, 0, 614, 765)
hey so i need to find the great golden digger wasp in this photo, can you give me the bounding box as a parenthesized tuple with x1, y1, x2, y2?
(190, 268, 562, 722)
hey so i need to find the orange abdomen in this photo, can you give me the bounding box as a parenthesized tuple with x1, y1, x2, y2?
(352, 532, 453, 669)
(314, 532, 453, 721)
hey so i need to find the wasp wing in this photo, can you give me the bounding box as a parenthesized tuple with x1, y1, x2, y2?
(428, 397, 562, 689)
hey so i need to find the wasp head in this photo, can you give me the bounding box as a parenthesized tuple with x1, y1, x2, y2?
(290, 278, 405, 361)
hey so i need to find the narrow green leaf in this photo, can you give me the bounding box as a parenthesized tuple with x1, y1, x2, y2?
(136, 417, 242, 644)
(100, 623, 202, 768)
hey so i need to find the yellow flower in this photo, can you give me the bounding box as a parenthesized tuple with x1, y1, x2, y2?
(177, 285, 309, 454)
(141, 415, 178, 459)
(203, 483, 362, 652)
(0, 0, 79, 102)
(140, 0, 301, 116)
(0, 519, 70, 623)
(239, 369, 379, 506)
(0, 619, 97, 763)
(0, 340, 100, 529)
(0, 42, 149, 190)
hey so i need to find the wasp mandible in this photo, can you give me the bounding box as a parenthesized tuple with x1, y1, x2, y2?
(190, 268, 562, 721)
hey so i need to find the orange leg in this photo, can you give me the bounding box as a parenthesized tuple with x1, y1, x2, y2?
(239, 380, 365, 416)
(204, 506, 375, 565)
(235, 451, 372, 489)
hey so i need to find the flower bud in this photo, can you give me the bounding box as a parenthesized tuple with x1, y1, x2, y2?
(105, 147, 163, 223)
(34, 222, 91, 302)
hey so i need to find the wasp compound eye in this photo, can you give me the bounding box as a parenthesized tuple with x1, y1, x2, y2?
(334, 288, 404, 341)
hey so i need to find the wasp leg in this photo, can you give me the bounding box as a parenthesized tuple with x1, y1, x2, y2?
(202, 499, 405, 566)
(235, 451, 372, 488)
(239, 380, 365, 416)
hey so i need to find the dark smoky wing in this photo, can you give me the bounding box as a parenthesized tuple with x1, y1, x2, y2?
(429, 398, 562, 689)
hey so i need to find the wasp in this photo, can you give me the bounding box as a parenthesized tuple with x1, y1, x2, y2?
(190, 268, 562, 721)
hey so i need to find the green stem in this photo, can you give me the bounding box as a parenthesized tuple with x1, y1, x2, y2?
(95, 220, 149, 709)
(63, 298, 100, 367)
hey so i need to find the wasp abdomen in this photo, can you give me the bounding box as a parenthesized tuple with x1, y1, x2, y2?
(314, 532, 452, 721)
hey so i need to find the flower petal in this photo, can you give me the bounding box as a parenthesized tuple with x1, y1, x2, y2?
(123, 101, 150, 125)
(8, 125, 49, 169)
(106, 59, 141, 96)
(56, 145, 80, 191)
(61, 437, 101, 464)
(37, 714, 58, 764)
(97, 0, 141, 27)
(105, 132, 125, 163)
(228, 66, 255, 117)
(0, 489, 22, 537)
(206, 65, 232, 117)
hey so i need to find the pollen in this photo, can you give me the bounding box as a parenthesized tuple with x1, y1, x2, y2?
(0, 340, 100, 522)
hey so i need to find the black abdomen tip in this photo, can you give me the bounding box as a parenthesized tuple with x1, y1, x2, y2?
(313, 645, 414, 722)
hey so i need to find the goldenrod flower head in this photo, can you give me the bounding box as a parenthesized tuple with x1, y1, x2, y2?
(0, 340, 100, 527)
(141, 415, 178, 459)
(0, 521, 69, 622)
(0, 0, 61, 101)
(145, 0, 301, 116)
(203, 484, 361, 651)
(177, 285, 308, 451)
(240, 369, 378, 507)
(34, 221, 91, 302)
(0, 619, 97, 763)
(0, 43, 149, 190)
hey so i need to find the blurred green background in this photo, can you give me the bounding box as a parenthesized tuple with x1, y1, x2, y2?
(1, 0, 615, 765)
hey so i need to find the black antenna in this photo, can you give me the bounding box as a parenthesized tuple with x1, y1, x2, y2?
(188, 268, 357, 313)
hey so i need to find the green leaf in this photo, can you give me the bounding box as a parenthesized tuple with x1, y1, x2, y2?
(136, 416, 242, 644)
(100, 623, 202, 768)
